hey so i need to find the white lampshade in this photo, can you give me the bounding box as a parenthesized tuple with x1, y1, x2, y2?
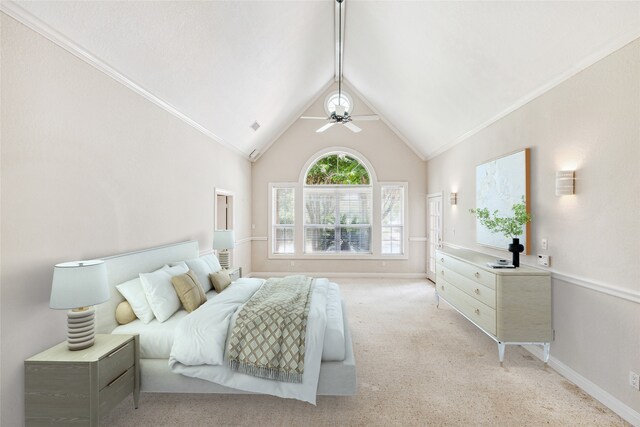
(212, 230, 236, 251)
(50, 260, 110, 309)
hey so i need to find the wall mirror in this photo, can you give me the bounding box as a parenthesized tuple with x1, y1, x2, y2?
(475, 148, 530, 253)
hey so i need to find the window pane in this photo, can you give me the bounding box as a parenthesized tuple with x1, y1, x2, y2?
(304, 190, 336, 225)
(305, 154, 370, 185)
(382, 186, 403, 225)
(339, 227, 371, 253)
(339, 189, 371, 225)
(274, 226, 294, 254)
(275, 188, 294, 225)
(304, 227, 336, 253)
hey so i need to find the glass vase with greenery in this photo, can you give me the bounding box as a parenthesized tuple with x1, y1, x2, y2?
(470, 196, 532, 267)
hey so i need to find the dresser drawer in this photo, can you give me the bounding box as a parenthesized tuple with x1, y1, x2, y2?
(98, 340, 134, 389)
(437, 252, 496, 290)
(99, 367, 135, 419)
(439, 277, 496, 335)
(438, 265, 496, 309)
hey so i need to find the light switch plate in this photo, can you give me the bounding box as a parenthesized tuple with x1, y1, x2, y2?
(541, 238, 548, 250)
(538, 254, 550, 267)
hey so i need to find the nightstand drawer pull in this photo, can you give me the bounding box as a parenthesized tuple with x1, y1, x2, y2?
(106, 369, 128, 388)
(107, 344, 128, 358)
(99, 340, 134, 390)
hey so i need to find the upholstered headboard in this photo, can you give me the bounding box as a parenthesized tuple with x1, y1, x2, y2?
(95, 240, 200, 333)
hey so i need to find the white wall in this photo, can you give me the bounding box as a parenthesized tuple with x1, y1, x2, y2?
(426, 39, 640, 417)
(0, 14, 252, 426)
(251, 84, 427, 275)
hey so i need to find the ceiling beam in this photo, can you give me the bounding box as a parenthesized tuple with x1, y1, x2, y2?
(334, 0, 345, 82)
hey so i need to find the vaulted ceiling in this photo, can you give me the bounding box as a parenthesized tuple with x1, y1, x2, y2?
(5, 1, 640, 160)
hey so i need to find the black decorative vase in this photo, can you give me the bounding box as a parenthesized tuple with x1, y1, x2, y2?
(508, 238, 524, 267)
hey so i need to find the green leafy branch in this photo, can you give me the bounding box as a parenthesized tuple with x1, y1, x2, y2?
(469, 196, 531, 238)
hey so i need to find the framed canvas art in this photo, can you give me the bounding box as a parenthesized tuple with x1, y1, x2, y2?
(475, 148, 530, 253)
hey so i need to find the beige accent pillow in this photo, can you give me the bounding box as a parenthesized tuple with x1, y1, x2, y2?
(171, 270, 207, 312)
(209, 271, 232, 293)
(115, 301, 137, 325)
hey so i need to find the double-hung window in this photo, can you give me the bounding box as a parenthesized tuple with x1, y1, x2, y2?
(381, 185, 405, 255)
(272, 187, 295, 254)
(304, 186, 372, 254)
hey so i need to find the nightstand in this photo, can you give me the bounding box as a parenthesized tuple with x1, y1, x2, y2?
(25, 334, 139, 426)
(224, 266, 242, 281)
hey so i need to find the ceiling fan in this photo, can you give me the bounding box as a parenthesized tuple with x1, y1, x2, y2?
(300, 0, 379, 133)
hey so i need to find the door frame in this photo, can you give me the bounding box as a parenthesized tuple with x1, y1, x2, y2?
(426, 192, 443, 282)
(214, 188, 234, 231)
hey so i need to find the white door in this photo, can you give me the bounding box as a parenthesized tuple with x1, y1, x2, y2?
(426, 193, 443, 282)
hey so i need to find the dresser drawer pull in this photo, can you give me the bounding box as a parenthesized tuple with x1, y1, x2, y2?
(474, 308, 480, 315)
(440, 257, 444, 262)
(475, 272, 480, 278)
(107, 344, 128, 358)
(440, 285, 444, 290)
(474, 288, 480, 295)
(106, 369, 128, 388)
(441, 270, 445, 275)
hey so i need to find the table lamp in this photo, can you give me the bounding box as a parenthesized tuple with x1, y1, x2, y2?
(50, 260, 110, 350)
(213, 230, 235, 269)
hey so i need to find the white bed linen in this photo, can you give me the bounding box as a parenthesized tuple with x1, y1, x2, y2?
(322, 282, 345, 361)
(169, 278, 329, 404)
(113, 278, 267, 358)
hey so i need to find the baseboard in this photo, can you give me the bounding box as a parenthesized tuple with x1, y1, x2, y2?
(248, 272, 428, 279)
(523, 345, 640, 426)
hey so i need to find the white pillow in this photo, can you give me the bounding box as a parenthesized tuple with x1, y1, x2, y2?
(201, 254, 222, 273)
(184, 258, 214, 292)
(140, 263, 188, 322)
(116, 278, 155, 324)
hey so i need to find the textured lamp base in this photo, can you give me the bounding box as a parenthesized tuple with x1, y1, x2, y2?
(218, 250, 231, 270)
(67, 306, 96, 351)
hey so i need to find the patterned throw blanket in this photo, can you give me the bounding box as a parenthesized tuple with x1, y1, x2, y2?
(227, 275, 314, 383)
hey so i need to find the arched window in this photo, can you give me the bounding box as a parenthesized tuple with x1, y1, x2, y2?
(304, 152, 372, 254)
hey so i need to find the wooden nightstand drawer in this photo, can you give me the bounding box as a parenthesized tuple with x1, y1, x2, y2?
(99, 340, 134, 389)
(99, 367, 135, 419)
(25, 334, 139, 426)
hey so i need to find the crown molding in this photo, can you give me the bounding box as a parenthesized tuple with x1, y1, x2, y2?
(425, 30, 640, 161)
(0, 2, 250, 161)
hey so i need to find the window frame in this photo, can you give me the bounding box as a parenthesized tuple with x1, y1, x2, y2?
(303, 184, 373, 255)
(381, 183, 407, 256)
(267, 147, 409, 260)
(268, 183, 298, 257)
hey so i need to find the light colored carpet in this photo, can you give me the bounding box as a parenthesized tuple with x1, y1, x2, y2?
(103, 278, 626, 426)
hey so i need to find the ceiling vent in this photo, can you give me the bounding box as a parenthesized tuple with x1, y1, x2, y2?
(250, 121, 261, 131)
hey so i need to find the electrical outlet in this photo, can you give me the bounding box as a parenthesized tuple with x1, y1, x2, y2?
(541, 238, 548, 250)
(630, 371, 640, 390)
(538, 254, 550, 267)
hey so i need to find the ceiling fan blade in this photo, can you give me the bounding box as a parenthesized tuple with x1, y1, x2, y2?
(301, 116, 329, 120)
(316, 122, 336, 133)
(350, 115, 379, 121)
(343, 122, 362, 133)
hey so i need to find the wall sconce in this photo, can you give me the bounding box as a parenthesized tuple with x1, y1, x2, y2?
(555, 170, 575, 196)
(449, 192, 458, 205)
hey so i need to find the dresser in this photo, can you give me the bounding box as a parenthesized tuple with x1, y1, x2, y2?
(25, 334, 139, 426)
(435, 247, 552, 364)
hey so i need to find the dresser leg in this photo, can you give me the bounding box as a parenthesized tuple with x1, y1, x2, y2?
(435, 290, 440, 308)
(543, 343, 550, 365)
(498, 342, 506, 365)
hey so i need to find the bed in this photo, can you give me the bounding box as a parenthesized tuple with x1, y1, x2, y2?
(95, 240, 356, 403)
